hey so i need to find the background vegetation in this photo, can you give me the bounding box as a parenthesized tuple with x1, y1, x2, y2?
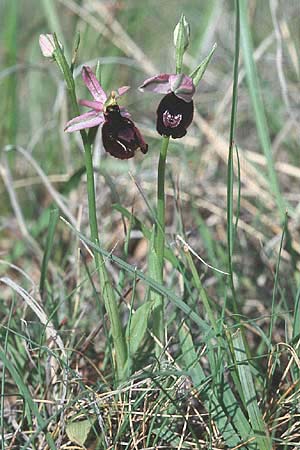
(1, 0, 300, 448)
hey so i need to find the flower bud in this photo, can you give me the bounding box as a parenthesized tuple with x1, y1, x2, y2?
(39, 34, 62, 58)
(173, 14, 190, 53)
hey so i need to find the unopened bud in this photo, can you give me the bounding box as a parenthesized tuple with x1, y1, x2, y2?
(173, 14, 190, 53)
(39, 34, 62, 58)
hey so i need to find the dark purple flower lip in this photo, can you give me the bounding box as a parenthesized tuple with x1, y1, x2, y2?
(163, 110, 182, 128)
(139, 73, 195, 138)
(102, 104, 148, 159)
(156, 93, 194, 139)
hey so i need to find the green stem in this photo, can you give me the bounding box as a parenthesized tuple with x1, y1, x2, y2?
(227, 0, 240, 316)
(153, 136, 170, 353)
(83, 145, 127, 376)
(156, 136, 170, 274)
(53, 38, 127, 380)
(3, 0, 18, 149)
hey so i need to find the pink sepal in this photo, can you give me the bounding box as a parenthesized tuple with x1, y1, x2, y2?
(82, 66, 107, 104)
(64, 111, 104, 132)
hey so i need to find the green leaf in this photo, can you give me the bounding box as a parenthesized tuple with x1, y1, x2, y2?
(60, 166, 86, 195)
(148, 226, 163, 308)
(232, 329, 272, 450)
(70, 31, 80, 72)
(113, 204, 184, 272)
(179, 324, 254, 449)
(189, 43, 217, 86)
(293, 284, 300, 342)
(39, 208, 59, 297)
(66, 417, 96, 447)
(126, 302, 152, 357)
(61, 218, 211, 336)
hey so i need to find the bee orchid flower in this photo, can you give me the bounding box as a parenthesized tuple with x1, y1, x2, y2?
(65, 66, 148, 159)
(139, 73, 195, 139)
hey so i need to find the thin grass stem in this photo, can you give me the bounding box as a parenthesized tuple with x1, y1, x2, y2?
(3, 0, 18, 153)
(227, 0, 240, 316)
(269, 212, 288, 342)
(240, 0, 286, 219)
(183, 247, 218, 334)
(1, 300, 14, 450)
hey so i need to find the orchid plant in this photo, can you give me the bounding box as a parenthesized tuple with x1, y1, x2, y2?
(137, 15, 216, 352)
(39, 15, 216, 379)
(39, 33, 128, 380)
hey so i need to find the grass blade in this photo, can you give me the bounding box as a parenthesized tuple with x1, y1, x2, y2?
(0, 349, 56, 450)
(39, 208, 59, 297)
(61, 217, 211, 335)
(292, 284, 300, 342)
(227, 0, 241, 317)
(41, 0, 68, 59)
(113, 203, 183, 271)
(2, 0, 18, 149)
(269, 212, 287, 342)
(232, 329, 272, 450)
(1, 299, 14, 450)
(240, 0, 285, 218)
(179, 323, 253, 448)
(182, 246, 218, 334)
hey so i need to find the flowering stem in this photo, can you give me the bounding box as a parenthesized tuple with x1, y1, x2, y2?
(83, 146, 127, 380)
(156, 136, 170, 271)
(153, 135, 170, 352)
(53, 38, 127, 381)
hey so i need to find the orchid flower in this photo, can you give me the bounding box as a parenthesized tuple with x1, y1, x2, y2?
(139, 73, 195, 139)
(65, 66, 148, 159)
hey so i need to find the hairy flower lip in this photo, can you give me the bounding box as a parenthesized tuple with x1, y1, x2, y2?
(139, 73, 195, 103)
(102, 104, 148, 159)
(156, 92, 194, 139)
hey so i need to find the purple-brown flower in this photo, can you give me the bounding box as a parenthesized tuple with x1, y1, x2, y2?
(139, 73, 195, 139)
(65, 66, 148, 159)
